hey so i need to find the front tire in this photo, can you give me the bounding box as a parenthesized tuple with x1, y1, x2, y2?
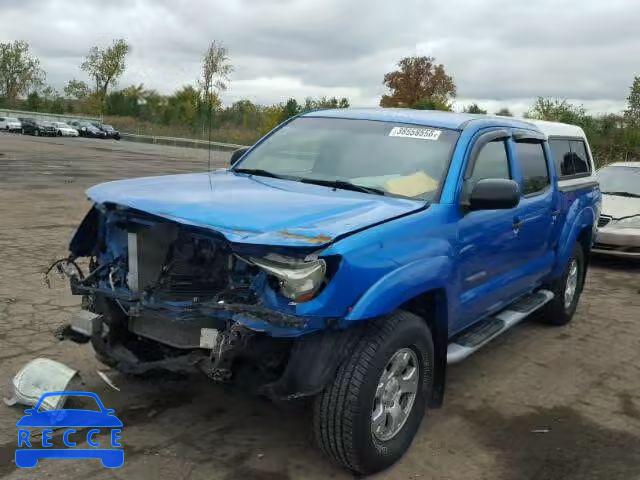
(34, 129, 39, 136)
(313, 311, 433, 475)
(538, 243, 585, 326)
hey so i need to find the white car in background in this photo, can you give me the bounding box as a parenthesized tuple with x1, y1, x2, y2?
(53, 122, 79, 137)
(594, 161, 640, 258)
(0, 116, 21, 132)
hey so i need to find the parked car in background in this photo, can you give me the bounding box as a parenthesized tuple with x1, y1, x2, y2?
(57, 109, 600, 474)
(20, 118, 57, 136)
(0, 116, 21, 131)
(92, 122, 121, 140)
(53, 122, 79, 137)
(69, 120, 107, 138)
(593, 162, 640, 257)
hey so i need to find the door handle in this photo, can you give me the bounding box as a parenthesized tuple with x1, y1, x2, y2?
(512, 219, 524, 231)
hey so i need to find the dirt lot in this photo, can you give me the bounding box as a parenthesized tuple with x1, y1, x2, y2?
(0, 133, 639, 480)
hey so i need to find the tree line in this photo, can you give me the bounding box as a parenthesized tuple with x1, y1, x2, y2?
(1, 39, 639, 164)
(0, 39, 350, 143)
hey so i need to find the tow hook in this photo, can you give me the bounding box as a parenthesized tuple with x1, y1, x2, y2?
(207, 324, 253, 381)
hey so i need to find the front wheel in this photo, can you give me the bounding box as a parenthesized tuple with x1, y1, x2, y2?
(34, 129, 39, 136)
(538, 243, 585, 326)
(313, 311, 433, 475)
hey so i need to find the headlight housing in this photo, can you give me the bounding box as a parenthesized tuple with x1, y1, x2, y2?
(613, 215, 640, 228)
(248, 254, 327, 303)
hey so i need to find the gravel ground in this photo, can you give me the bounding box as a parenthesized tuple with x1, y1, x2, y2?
(0, 132, 639, 480)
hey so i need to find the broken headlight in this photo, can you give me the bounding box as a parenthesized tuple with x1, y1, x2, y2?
(248, 255, 326, 303)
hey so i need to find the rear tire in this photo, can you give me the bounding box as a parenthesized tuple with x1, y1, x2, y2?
(538, 243, 585, 326)
(313, 311, 433, 475)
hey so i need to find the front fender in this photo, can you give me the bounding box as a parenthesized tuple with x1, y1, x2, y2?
(345, 256, 452, 321)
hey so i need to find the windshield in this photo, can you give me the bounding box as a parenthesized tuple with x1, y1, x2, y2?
(7, 117, 18, 122)
(598, 165, 640, 196)
(234, 117, 459, 200)
(41, 121, 53, 126)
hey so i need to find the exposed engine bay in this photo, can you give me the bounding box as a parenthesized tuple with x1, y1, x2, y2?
(52, 204, 348, 399)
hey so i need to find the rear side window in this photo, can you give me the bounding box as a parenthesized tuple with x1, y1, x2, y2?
(548, 138, 591, 178)
(515, 141, 550, 195)
(569, 140, 590, 175)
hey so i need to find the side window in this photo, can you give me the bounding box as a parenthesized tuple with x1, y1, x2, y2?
(470, 140, 510, 185)
(515, 141, 549, 195)
(569, 140, 591, 175)
(548, 138, 591, 178)
(549, 139, 572, 177)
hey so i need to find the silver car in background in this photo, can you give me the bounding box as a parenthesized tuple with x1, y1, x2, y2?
(0, 116, 21, 131)
(594, 162, 640, 258)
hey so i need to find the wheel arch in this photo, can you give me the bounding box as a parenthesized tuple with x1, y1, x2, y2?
(400, 288, 449, 408)
(576, 225, 593, 290)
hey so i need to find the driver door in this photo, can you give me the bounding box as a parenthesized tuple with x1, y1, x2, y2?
(455, 130, 522, 332)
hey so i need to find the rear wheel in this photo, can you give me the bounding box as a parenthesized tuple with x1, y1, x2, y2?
(313, 311, 433, 475)
(538, 243, 585, 326)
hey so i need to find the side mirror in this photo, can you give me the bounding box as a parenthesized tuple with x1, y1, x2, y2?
(467, 178, 520, 211)
(230, 147, 249, 166)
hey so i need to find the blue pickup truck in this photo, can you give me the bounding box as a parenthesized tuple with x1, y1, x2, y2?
(59, 108, 600, 474)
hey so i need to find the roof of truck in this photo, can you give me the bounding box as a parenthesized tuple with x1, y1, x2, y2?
(303, 108, 538, 131)
(523, 119, 586, 138)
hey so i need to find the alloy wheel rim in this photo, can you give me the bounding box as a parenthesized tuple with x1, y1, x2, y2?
(564, 259, 579, 309)
(371, 347, 419, 442)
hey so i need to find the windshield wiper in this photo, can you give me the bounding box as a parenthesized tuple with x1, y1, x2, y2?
(233, 168, 283, 179)
(601, 191, 640, 198)
(298, 178, 387, 196)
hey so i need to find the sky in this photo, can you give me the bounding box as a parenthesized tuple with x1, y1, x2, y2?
(1, 0, 639, 115)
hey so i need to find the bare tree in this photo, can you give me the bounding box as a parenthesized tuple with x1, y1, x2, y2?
(199, 41, 233, 106)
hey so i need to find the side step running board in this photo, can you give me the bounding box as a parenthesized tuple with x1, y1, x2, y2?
(447, 290, 554, 364)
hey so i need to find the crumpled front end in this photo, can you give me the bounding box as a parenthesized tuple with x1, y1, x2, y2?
(56, 203, 346, 398)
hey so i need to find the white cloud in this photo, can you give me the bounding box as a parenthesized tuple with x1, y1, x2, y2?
(1, 0, 638, 113)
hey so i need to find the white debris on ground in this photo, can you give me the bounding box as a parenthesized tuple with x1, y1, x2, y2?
(4, 357, 77, 410)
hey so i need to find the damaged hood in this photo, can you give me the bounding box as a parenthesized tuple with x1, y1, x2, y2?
(87, 171, 424, 247)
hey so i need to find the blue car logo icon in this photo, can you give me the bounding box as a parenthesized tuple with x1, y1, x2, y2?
(15, 391, 123, 468)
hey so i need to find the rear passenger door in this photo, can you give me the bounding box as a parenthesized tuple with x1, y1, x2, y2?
(510, 132, 557, 290)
